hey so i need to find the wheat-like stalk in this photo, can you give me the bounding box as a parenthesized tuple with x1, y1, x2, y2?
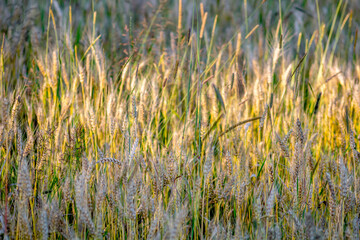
(0, 1, 359, 239)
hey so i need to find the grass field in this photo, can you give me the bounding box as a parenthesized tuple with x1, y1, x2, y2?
(1, 0, 360, 239)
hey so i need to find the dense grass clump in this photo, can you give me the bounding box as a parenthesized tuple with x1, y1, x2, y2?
(1, 0, 360, 239)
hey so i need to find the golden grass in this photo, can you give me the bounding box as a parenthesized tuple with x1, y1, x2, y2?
(0, 0, 360, 239)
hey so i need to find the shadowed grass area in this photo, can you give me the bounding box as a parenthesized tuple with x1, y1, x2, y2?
(0, 0, 360, 239)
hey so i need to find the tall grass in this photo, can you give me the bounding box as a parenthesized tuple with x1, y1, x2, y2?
(0, 0, 360, 239)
